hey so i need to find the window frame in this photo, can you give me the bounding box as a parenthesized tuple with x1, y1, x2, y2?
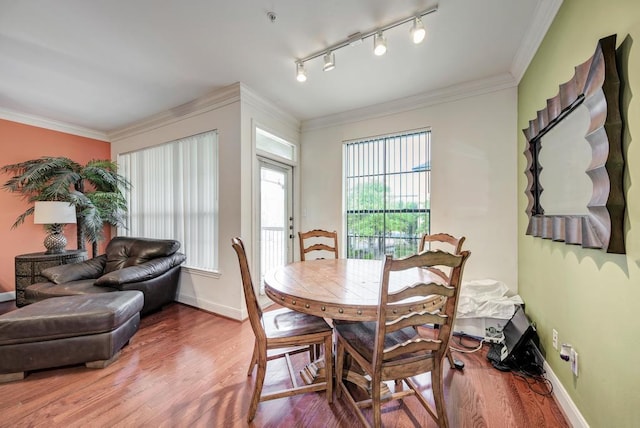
(343, 129, 431, 259)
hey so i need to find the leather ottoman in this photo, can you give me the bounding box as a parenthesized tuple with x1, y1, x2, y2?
(0, 290, 143, 382)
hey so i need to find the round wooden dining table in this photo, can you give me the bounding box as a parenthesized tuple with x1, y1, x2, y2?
(264, 258, 446, 321)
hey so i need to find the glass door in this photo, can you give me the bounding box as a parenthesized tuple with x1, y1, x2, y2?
(258, 158, 293, 292)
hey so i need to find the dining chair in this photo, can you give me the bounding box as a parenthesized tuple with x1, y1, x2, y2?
(231, 237, 334, 422)
(298, 229, 339, 261)
(335, 249, 471, 428)
(419, 233, 466, 370)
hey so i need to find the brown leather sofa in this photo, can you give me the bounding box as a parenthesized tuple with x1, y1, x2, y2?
(24, 237, 187, 315)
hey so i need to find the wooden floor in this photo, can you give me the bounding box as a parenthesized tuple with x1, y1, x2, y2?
(0, 301, 569, 427)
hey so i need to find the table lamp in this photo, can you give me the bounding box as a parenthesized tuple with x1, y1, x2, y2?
(33, 201, 77, 254)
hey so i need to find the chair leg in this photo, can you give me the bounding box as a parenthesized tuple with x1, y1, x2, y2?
(431, 360, 449, 428)
(247, 341, 258, 376)
(335, 339, 345, 399)
(446, 350, 456, 368)
(248, 357, 267, 422)
(372, 372, 382, 428)
(447, 349, 464, 370)
(324, 334, 333, 403)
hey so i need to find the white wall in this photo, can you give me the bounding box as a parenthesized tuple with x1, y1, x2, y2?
(109, 83, 300, 320)
(300, 87, 519, 292)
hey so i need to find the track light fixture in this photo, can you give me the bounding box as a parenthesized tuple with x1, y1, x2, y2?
(323, 52, 335, 71)
(296, 61, 307, 82)
(373, 31, 387, 56)
(294, 5, 437, 82)
(410, 17, 426, 44)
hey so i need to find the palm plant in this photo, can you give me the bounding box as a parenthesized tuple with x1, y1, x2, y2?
(1, 157, 130, 257)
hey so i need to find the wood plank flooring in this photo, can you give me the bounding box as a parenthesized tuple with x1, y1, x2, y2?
(0, 301, 569, 427)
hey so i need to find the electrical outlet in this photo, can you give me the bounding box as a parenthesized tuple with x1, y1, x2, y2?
(484, 333, 505, 344)
(571, 349, 578, 376)
(552, 329, 558, 350)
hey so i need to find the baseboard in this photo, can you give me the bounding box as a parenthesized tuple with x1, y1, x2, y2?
(0, 291, 16, 303)
(175, 294, 243, 321)
(535, 348, 589, 427)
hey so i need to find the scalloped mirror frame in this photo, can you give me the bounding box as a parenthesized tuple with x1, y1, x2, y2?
(523, 34, 625, 254)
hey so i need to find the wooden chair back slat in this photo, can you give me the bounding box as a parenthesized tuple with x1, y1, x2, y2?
(387, 281, 455, 303)
(380, 297, 445, 321)
(383, 338, 442, 360)
(304, 243, 336, 254)
(419, 233, 465, 254)
(386, 310, 447, 333)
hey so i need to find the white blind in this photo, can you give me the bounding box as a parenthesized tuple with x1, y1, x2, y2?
(118, 130, 218, 271)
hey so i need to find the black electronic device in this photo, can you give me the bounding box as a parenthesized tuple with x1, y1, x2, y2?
(487, 306, 541, 373)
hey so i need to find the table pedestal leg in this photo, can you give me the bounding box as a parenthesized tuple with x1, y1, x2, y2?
(300, 358, 326, 384)
(340, 354, 391, 398)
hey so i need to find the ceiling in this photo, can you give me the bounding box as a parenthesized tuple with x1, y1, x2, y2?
(0, 0, 560, 135)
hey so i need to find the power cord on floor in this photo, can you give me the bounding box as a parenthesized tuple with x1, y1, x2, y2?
(449, 333, 484, 354)
(513, 367, 554, 397)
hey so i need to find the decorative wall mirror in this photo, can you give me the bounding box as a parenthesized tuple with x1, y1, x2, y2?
(523, 35, 625, 253)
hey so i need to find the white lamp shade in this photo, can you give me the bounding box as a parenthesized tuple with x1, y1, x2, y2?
(33, 201, 77, 224)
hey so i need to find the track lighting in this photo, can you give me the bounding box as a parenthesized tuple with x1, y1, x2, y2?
(296, 61, 307, 82)
(373, 32, 387, 56)
(410, 17, 426, 44)
(323, 52, 335, 71)
(294, 5, 437, 82)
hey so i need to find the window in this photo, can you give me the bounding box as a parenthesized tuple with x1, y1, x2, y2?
(118, 130, 218, 271)
(344, 130, 430, 259)
(256, 127, 296, 162)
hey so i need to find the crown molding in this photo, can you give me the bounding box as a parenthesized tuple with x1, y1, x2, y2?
(0, 108, 108, 141)
(107, 83, 243, 142)
(239, 83, 300, 132)
(108, 82, 301, 143)
(510, 0, 563, 83)
(301, 73, 518, 132)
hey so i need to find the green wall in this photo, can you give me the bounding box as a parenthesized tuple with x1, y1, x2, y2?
(518, 0, 640, 426)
